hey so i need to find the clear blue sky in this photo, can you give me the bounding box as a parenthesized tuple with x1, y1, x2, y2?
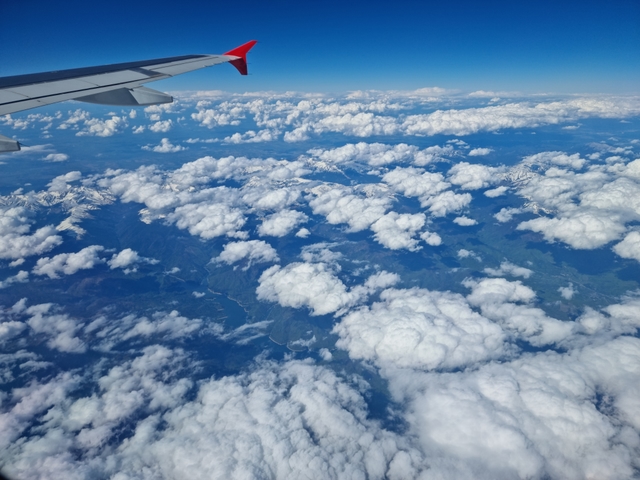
(1, 0, 638, 94)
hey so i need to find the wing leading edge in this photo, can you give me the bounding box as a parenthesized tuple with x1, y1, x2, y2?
(0, 40, 257, 152)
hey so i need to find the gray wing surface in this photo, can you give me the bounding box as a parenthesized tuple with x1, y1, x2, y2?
(0, 40, 257, 152)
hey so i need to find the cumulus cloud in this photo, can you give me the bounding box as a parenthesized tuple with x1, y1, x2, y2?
(383, 167, 450, 204)
(0, 207, 62, 260)
(191, 103, 244, 128)
(296, 227, 310, 238)
(453, 216, 477, 226)
(224, 129, 278, 143)
(523, 150, 586, 170)
(558, 283, 576, 300)
(0, 270, 29, 289)
(613, 231, 640, 262)
(308, 185, 392, 232)
(381, 167, 472, 216)
(47, 171, 82, 192)
(518, 212, 627, 249)
(389, 336, 640, 479)
(494, 207, 523, 222)
(1, 354, 425, 480)
(77, 115, 127, 137)
(484, 185, 509, 197)
(401, 98, 640, 137)
(457, 249, 480, 260)
(422, 190, 472, 217)
(43, 153, 69, 162)
(142, 138, 186, 153)
(107, 248, 158, 273)
(420, 231, 442, 246)
(464, 277, 574, 346)
(468, 147, 493, 156)
(483, 261, 533, 279)
(447, 161, 503, 190)
(214, 240, 279, 269)
(243, 187, 301, 212)
(257, 263, 397, 316)
(149, 119, 173, 133)
(0, 301, 88, 353)
(509, 153, 640, 250)
(32, 245, 105, 279)
(166, 202, 247, 240)
(370, 212, 426, 250)
(334, 287, 507, 370)
(308, 142, 418, 167)
(257, 262, 365, 316)
(258, 209, 308, 237)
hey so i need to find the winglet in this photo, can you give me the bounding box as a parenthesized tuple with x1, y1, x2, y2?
(224, 40, 258, 75)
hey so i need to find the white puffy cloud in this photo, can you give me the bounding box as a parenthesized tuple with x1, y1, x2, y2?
(484, 185, 509, 197)
(613, 231, 640, 262)
(47, 171, 82, 192)
(468, 148, 493, 156)
(422, 190, 472, 217)
(494, 207, 523, 222)
(243, 187, 301, 211)
(258, 209, 308, 237)
(99, 311, 205, 345)
(383, 167, 450, 204)
(457, 248, 480, 260)
(308, 142, 418, 167)
(510, 154, 640, 250)
(214, 240, 279, 269)
(0, 270, 29, 289)
(191, 103, 244, 128)
(420, 231, 442, 246)
(370, 212, 426, 251)
(0, 207, 62, 260)
(389, 336, 640, 480)
(77, 115, 127, 137)
(518, 212, 627, 249)
(57, 109, 90, 130)
(257, 262, 365, 316)
(483, 261, 533, 279)
(401, 98, 640, 137)
(464, 277, 574, 346)
(334, 287, 507, 371)
(308, 185, 392, 232)
(447, 161, 502, 190)
(381, 167, 472, 216)
(558, 283, 576, 300)
(19, 302, 87, 353)
(142, 138, 186, 153)
(107, 248, 141, 269)
(2, 355, 425, 480)
(453, 216, 477, 226)
(166, 203, 247, 240)
(523, 151, 586, 170)
(107, 248, 158, 272)
(32, 245, 105, 279)
(43, 153, 69, 162)
(296, 227, 310, 238)
(149, 119, 173, 133)
(224, 129, 279, 143)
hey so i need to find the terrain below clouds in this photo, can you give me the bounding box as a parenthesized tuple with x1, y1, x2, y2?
(1, 90, 640, 479)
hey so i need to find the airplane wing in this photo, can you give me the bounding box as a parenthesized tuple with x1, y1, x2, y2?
(0, 40, 257, 152)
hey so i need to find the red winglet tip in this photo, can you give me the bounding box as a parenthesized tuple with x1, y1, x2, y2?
(224, 40, 257, 76)
(224, 40, 258, 58)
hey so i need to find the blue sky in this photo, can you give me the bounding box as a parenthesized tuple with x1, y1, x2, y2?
(1, 0, 639, 93)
